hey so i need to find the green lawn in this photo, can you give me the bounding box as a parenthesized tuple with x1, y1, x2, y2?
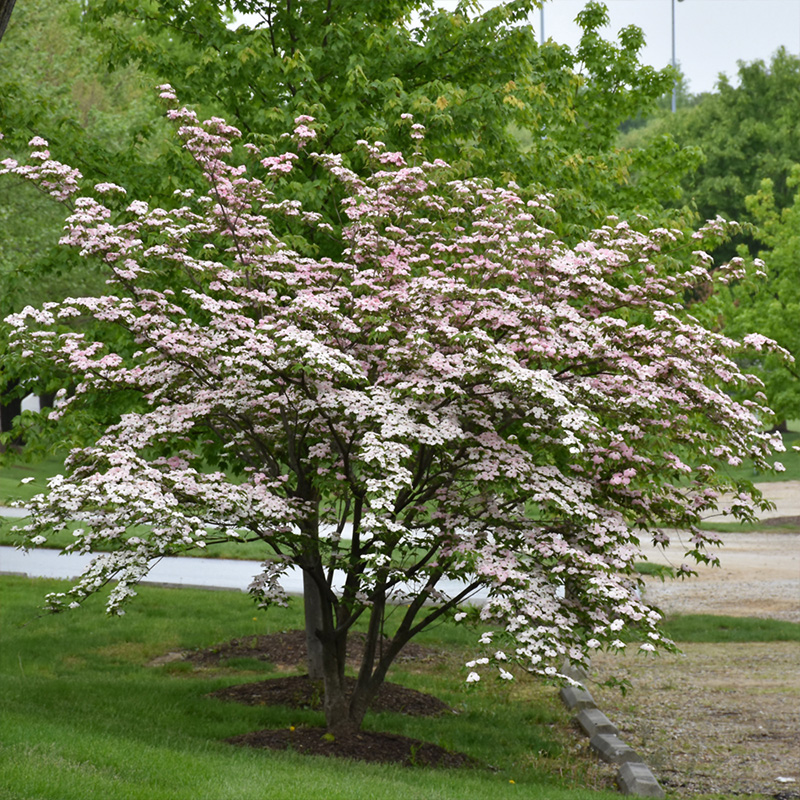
(4, 580, 796, 800)
(0, 576, 619, 800)
(662, 614, 800, 643)
(0, 454, 65, 506)
(714, 421, 800, 484)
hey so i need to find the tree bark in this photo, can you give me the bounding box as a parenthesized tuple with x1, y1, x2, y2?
(0, 379, 22, 449)
(302, 570, 325, 680)
(0, 0, 17, 44)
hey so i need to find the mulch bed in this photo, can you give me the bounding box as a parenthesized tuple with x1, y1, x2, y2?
(209, 673, 453, 717)
(166, 629, 473, 767)
(227, 726, 477, 768)
(181, 629, 443, 671)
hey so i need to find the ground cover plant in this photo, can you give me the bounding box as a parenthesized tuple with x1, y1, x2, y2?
(1, 95, 786, 739)
(0, 575, 621, 800)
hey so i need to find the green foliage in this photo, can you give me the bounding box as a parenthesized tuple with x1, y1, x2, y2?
(0, 576, 618, 800)
(622, 50, 800, 421)
(624, 48, 800, 243)
(0, 0, 173, 315)
(0, 0, 703, 464)
(714, 175, 800, 423)
(81, 0, 689, 238)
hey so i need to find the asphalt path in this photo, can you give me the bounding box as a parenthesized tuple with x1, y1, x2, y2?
(3, 480, 797, 600)
(0, 507, 488, 602)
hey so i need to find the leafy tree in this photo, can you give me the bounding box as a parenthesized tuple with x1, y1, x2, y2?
(0, 0, 182, 445)
(4, 103, 781, 734)
(621, 49, 800, 418)
(624, 48, 800, 241)
(715, 170, 800, 425)
(84, 0, 693, 237)
(1, 0, 699, 449)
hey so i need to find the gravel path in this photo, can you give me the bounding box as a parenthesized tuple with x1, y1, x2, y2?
(586, 482, 800, 798)
(639, 530, 800, 623)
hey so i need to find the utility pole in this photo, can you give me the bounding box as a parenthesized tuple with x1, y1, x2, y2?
(671, 0, 685, 113)
(540, 3, 545, 46)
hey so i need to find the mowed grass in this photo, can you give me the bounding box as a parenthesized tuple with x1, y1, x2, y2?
(0, 454, 65, 505)
(662, 614, 800, 643)
(0, 576, 620, 800)
(715, 422, 800, 484)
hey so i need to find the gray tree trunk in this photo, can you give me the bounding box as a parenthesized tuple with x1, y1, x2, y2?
(302, 570, 325, 680)
(0, 0, 17, 44)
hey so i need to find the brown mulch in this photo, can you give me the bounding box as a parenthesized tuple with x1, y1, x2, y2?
(180, 629, 443, 671)
(209, 673, 453, 717)
(159, 629, 470, 767)
(227, 726, 478, 768)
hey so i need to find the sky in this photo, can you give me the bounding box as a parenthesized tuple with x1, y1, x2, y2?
(436, 0, 800, 95)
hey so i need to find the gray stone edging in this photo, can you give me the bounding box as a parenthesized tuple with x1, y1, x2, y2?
(558, 660, 665, 798)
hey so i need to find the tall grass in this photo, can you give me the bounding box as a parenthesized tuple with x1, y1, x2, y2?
(0, 576, 618, 800)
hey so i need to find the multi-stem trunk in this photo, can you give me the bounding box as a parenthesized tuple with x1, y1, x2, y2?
(303, 570, 325, 680)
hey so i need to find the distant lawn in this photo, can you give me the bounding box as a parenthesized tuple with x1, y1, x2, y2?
(713, 423, 800, 484)
(0, 517, 276, 561)
(662, 614, 800, 643)
(0, 576, 619, 800)
(0, 454, 66, 505)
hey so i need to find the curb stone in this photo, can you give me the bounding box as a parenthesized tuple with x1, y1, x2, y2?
(617, 762, 666, 798)
(559, 685, 596, 710)
(558, 662, 665, 798)
(590, 732, 644, 765)
(576, 707, 618, 738)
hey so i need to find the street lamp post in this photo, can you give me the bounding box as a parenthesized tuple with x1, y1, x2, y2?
(540, 3, 545, 46)
(671, 0, 685, 113)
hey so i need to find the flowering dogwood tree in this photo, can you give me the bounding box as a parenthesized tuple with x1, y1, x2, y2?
(2, 92, 784, 735)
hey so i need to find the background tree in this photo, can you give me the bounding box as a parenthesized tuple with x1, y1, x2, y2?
(89, 0, 694, 237)
(621, 49, 800, 419)
(4, 105, 781, 735)
(714, 169, 800, 426)
(0, 0, 183, 447)
(1, 0, 700, 452)
(623, 48, 800, 253)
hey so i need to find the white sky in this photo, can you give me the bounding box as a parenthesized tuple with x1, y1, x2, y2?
(438, 0, 800, 95)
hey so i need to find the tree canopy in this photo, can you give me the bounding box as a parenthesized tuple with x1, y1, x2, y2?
(4, 102, 781, 734)
(715, 170, 800, 425)
(622, 48, 800, 420)
(1, 0, 701, 453)
(625, 48, 800, 241)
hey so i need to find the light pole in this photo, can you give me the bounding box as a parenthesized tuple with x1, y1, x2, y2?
(540, 3, 545, 46)
(671, 0, 685, 113)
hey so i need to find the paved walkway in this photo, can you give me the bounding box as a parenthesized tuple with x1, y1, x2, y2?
(2, 480, 797, 597)
(0, 541, 488, 603)
(0, 544, 304, 592)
